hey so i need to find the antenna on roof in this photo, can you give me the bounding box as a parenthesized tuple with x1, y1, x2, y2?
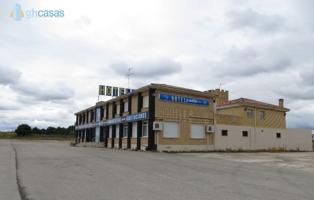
(126, 66, 134, 89)
(219, 83, 222, 90)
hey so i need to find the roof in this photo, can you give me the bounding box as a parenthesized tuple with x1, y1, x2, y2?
(217, 98, 289, 112)
(75, 83, 217, 115)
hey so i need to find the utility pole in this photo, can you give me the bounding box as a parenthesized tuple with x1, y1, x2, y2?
(126, 67, 134, 89)
(219, 83, 222, 90)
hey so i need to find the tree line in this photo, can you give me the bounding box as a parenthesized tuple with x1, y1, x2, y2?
(15, 124, 75, 136)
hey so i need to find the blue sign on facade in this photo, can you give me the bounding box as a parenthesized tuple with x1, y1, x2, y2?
(159, 93, 209, 106)
(102, 111, 149, 126)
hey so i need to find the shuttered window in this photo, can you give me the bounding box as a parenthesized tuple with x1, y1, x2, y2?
(132, 122, 137, 138)
(191, 124, 204, 138)
(164, 122, 179, 138)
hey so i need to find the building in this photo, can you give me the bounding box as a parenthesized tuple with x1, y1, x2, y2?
(74, 83, 313, 151)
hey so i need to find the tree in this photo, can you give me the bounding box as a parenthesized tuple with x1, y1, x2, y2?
(67, 125, 75, 135)
(15, 124, 32, 136)
(46, 127, 56, 135)
(32, 127, 42, 135)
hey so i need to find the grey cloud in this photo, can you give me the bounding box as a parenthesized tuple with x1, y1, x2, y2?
(111, 58, 182, 78)
(11, 81, 74, 101)
(0, 65, 21, 85)
(0, 105, 19, 111)
(287, 111, 314, 130)
(227, 9, 286, 33)
(214, 47, 291, 77)
(277, 85, 314, 101)
(300, 67, 314, 86)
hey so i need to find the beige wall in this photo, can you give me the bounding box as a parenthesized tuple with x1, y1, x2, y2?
(215, 124, 312, 151)
(217, 106, 286, 129)
(155, 90, 214, 150)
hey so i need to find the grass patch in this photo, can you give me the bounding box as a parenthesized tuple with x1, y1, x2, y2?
(0, 132, 74, 141)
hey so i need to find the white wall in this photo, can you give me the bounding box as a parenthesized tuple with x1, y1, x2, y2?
(215, 125, 312, 151)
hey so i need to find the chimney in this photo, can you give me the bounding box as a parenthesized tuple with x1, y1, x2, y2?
(279, 99, 284, 108)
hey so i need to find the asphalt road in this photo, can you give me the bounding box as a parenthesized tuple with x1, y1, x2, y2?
(1, 140, 314, 200)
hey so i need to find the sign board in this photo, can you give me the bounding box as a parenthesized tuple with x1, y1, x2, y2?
(102, 111, 149, 126)
(159, 93, 209, 106)
(75, 112, 149, 129)
(99, 85, 135, 97)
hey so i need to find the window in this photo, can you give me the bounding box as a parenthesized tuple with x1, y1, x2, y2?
(259, 111, 266, 120)
(116, 125, 120, 138)
(142, 121, 148, 137)
(246, 108, 254, 118)
(109, 126, 112, 138)
(190, 124, 205, 139)
(116, 104, 120, 115)
(103, 108, 106, 120)
(221, 130, 228, 136)
(242, 131, 248, 137)
(123, 124, 128, 138)
(163, 122, 179, 138)
(143, 96, 149, 108)
(276, 133, 281, 138)
(132, 122, 137, 138)
(124, 101, 128, 112)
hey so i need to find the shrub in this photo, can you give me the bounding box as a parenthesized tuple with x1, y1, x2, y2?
(15, 124, 32, 136)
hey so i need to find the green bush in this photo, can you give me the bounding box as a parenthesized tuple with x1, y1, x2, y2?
(15, 124, 32, 136)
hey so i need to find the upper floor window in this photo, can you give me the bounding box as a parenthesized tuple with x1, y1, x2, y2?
(102, 108, 106, 120)
(259, 111, 266, 120)
(246, 108, 254, 118)
(143, 96, 149, 108)
(116, 104, 120, 115)
(124, 101, 128, 112)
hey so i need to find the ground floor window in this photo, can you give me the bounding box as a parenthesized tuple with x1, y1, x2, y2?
(116, 125, 119, 138)
(221, 130, 228, 136)
(163, 122, 179, 138)
(242, 131, 248, 137)
(132, 122, 137, 138)
(123, 124, 128, 138)
(190, 124, 205, 138)
(142, 121, 148, 137)
(109, 126, 112, 138)
(276, 132, 281, 138)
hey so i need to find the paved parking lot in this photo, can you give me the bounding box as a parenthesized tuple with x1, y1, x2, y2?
(1, 140, 314, 200)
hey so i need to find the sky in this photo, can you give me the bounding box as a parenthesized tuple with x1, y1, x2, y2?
(0, 0, 314, 131)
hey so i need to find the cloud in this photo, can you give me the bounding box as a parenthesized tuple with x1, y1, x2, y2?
(213, 47, 291, 77)
(227, 8, 286, 33)
(0, 0, 314, 131)
(0, 105, 19, 111)
(278, 86, 314, 101)
(300, 66, 314, 86)
(110, 58, 182, 78)
(74, 16, 92, 27)
(11, 81, 75, 101)
(0, 65, 21, 85)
